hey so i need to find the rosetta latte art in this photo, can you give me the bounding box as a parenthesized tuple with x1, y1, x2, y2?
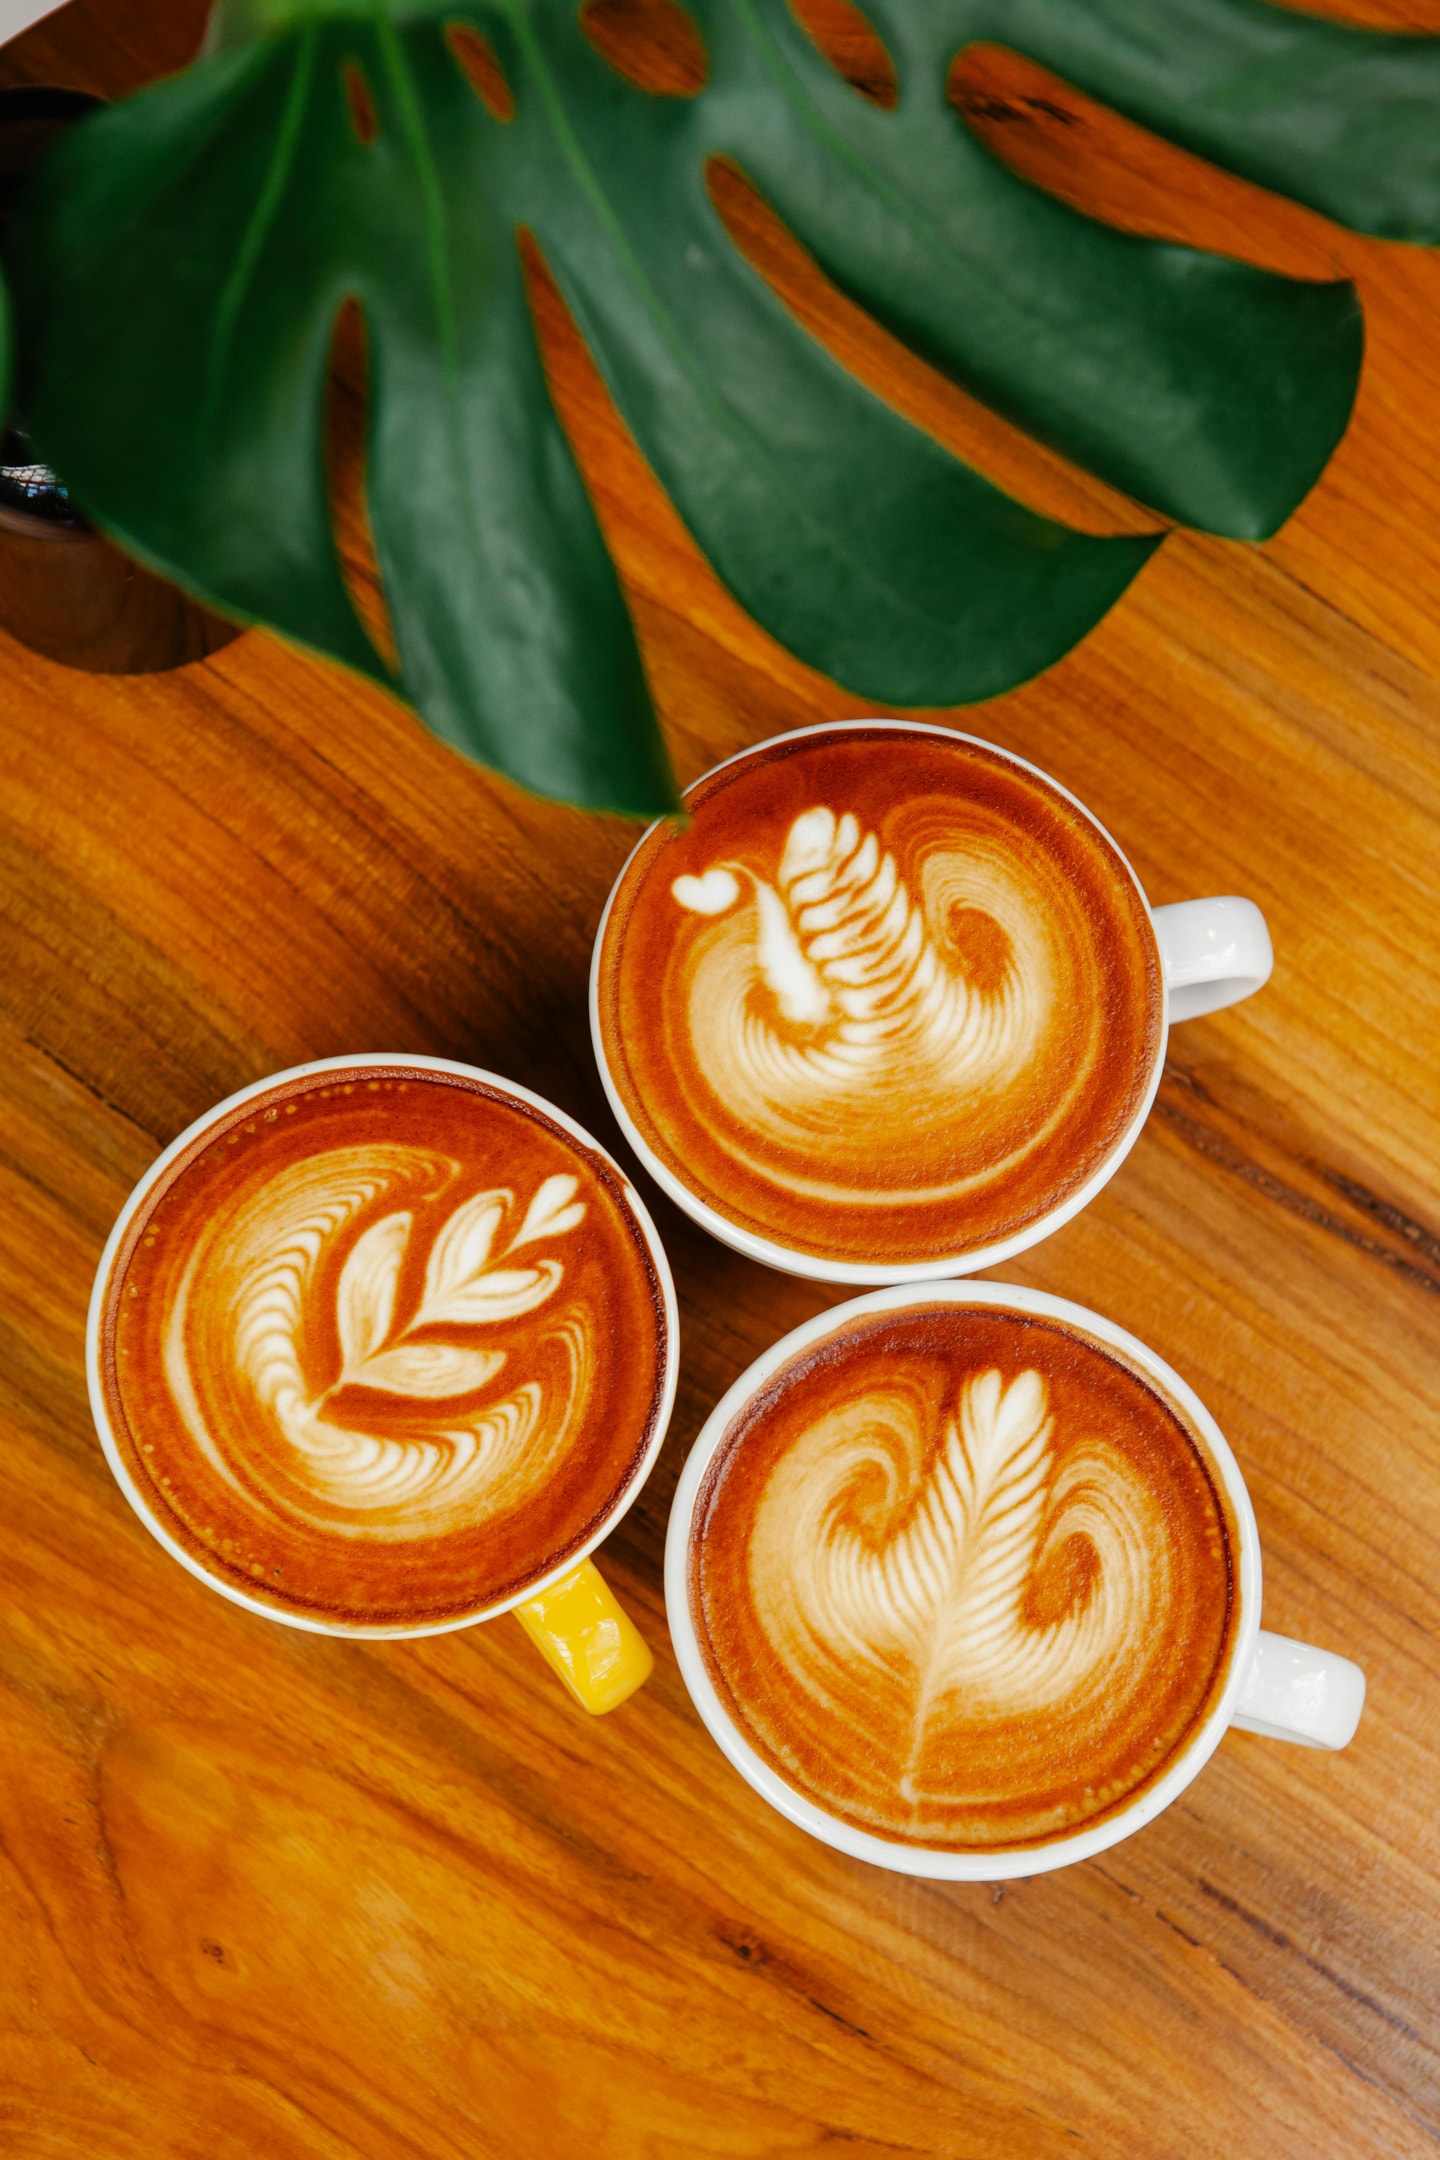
(749, 1368, 1161, 1778)
(167, 1147, 593, 1538)
(693, 1306, 1236, 1848)
(103, 1070, 667, 1627)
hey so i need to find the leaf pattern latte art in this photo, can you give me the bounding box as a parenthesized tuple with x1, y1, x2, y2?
(165, 1147, 595, 1536)
(332, 1173, 586, 1400)
(748, 1368, 1165, 1797)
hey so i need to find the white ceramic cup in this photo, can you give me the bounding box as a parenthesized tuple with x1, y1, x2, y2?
(665, 1281, 1365, 1881)
(591, 720, 1274, 1286)
(87, 1055, 680, 1708)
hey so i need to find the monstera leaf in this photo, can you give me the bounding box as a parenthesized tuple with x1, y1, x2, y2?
(7, 0, 1440, 813)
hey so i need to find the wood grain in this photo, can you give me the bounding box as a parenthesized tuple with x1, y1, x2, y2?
(2, 2, 1439, 2154)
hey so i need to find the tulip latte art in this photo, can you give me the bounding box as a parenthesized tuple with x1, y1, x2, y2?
(691, 1308, 1237, 1848)
(99, 1071, 667, 1627)
(596, 728, 1162, 1267)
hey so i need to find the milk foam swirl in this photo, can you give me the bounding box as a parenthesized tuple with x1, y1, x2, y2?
(677, 807, 1046, 1095)
(166, 1145, 593, 1539)
(671, 802, 1075, 1206)
(598, 730, 1163, 1266)
(749, 1368, 1161, 1768)
(103, 1072, 669, 1629)
(692, 1305, 1235, 1848)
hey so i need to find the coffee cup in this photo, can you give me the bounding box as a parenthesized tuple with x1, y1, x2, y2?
(665, 1281, 1364, 1879)
(87, 1054, 679, 1713)
(591, 720, 1274, 1284)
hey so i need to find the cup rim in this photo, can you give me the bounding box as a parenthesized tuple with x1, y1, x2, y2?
(86, 1052, 681, 1640)
(663, 1278, 1262, 1880)
(589, 717, 1169, 1285)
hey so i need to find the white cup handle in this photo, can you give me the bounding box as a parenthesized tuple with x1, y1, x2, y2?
(1152, 896, 1274, 1022)
(1229, 1629, 1366, 1749)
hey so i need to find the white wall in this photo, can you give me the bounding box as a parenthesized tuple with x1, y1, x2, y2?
(0, 0, 67, 47)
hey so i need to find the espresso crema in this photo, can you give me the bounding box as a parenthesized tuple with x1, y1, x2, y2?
(99, 1070, 667, 1628)
(691, 1307, 1238, 1850)
(595, 728, 1163, 1268)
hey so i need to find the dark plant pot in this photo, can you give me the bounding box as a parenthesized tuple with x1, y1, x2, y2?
(0, 87, 240, 674)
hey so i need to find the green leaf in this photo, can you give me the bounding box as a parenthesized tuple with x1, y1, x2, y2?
(7, 31, 674, 814)
(725, 0, 1365, 540)
(957, 0, 1440, 244)
(7, 0, 1437, 810)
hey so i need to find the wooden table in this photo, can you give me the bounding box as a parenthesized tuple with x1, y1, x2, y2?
(2, 3, 1438, 2153)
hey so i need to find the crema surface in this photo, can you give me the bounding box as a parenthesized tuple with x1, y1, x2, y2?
(100, 1071, 667, 1628)
(596, 729, 1163, 1267)
(692, 1307, 1237, 1850)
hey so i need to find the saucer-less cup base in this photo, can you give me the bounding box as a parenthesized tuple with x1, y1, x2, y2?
(665, 1282, 1363, 1879)
(591, 721, 1274, 1287)
(87, 1055, 679, 1714)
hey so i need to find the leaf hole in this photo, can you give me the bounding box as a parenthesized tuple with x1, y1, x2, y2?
(579, 0, 708, 98)
(948, 43, 1335, 279)
(787, 0, 896, 110)
(324, 297, 399, 674)
(342, 59, 379, 144)
(948, 45, 1078, 139)
(446, 22, 516, 122)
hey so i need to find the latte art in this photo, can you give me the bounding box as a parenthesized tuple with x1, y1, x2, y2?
(596, 729, 1162, 1268)
(754, 1367, 1158, 1737)
(671, 802, 1049, 1125)
(693, 1308, 1236, 1848)
(101, 1071, 667, 1628)
(167, 1152, 592, 1535)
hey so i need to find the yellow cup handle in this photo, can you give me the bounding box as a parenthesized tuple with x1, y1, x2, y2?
(511, 1557, 654, 1714)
